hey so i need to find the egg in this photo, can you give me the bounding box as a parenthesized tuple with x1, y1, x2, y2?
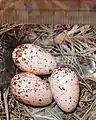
(11, 72, 53, 106)
(49, 66, 80, 113)
(12, 44, 57, 75)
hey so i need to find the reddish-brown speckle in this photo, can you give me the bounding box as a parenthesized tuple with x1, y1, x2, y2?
(22, 58, 26, 61)
(28, 82, 31, 84)
(28, 101, 30, 103)
(14, 89, 16, 92)
(56, 76, 59, 78)
(13, 82, 17, 86)
(15, 58, 20, 64)
(18, 92, 21, 94)
(39, 99, 42, 101)
(38, 49, 41, 52)
(25, 61, 29, 65)
(65, 81, 68, 83)
(65, 70, 68, 73)
(18, 85, 21, 88)
(25, 95, 28, 97)
(15, 49, 22, 58)
(49, 69, 52, 73)
(59, 86, 65, 91)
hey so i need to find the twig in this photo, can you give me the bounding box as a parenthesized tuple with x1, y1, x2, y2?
(79, 47, 96, 55)
(24, 105, 36, 120)
(3, 88, 9, 120)
(72, 113, 81, 120)
(79, 81, 92, 93)
(46, 108, 63, 120)
(0, 91, 4, 111)
(80, 99, 96, 120)
(65, 114, 70, 120)
(35, 114, 53, 120)
(0, 24, 23, 35)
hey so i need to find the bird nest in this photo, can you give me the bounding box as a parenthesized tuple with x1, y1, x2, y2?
(0, 24, 96, 120)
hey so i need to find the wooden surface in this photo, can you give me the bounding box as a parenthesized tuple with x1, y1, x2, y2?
(0, 0, 96, 24)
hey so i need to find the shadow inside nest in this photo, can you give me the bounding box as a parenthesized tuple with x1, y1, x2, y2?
(0, 31, 31, 90)
(0, 47, 16, 91)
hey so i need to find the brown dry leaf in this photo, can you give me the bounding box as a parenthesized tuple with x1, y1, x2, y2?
(54, 31, 67, 44)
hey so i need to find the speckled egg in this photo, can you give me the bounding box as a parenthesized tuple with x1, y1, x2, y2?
(12, 44, 57, 75)
(11, 72, 53, 106)
(49, 66, 80, 113)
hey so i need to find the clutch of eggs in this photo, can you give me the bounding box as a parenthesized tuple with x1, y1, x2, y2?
(12, 44, 57, 75)
(11, 43, 80, 112)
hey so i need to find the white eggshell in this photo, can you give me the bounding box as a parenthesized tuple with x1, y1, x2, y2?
(12, 44, 57, 75)
(11, 72, 53, 106)
(49, 67, 80, 113)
